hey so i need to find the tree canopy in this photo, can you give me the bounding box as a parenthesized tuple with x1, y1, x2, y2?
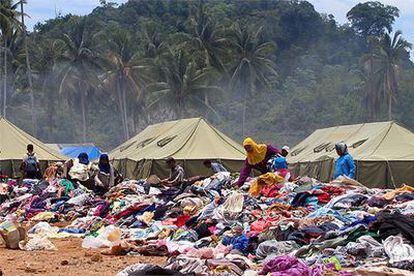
(0, 0, 412, 150)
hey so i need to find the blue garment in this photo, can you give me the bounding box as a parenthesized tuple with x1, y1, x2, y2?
(272, 156, 288, 170)
(334, 153, 355, 179)
(222, 234, 249, 253)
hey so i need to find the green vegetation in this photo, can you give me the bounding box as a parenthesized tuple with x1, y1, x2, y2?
(0, 0, 413, 150)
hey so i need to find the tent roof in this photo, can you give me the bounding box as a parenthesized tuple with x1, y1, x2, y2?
(289, 121, 414, 163)
(110, 117, 245, 161)
(0, 117, 65, 161)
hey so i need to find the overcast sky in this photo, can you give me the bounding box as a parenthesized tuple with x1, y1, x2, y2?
(25, 0, 414, 54)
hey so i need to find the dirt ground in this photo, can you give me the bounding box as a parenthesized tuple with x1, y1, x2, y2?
(0, 238, 167, 276)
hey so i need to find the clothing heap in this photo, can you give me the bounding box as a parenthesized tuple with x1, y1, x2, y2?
(1, 172, 414, 275)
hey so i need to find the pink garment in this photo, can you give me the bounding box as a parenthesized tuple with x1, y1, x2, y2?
(261, 255, 319, 276)
(185, 247, 215, 259)
(161, 218, 177, 225)
(250, 219, 271, 232)
(276, 169, 292, 181)
(213, 243, 231, 258)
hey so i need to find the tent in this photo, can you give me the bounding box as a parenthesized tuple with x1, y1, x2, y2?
(110, 117, 245, 179)
(0, 117, 66, 177)
(288, 121, 414, 188)
(46, 143, 102, 160)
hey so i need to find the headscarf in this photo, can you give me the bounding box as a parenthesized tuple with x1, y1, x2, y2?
(243, 137, 267, 165)
(98, 154, 111, 174)
(282, 146, 290, 153)
(335, 143, 348, 156)
(77, 152, 89, 165)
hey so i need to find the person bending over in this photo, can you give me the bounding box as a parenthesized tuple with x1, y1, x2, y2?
(161, 157, 185, 187)
(235, 137, 280, 186)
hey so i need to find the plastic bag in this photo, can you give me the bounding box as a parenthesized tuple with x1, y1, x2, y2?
(28, 222, 59, 237)
(19, 235, 57, 251)
(82, 225, 122, 249)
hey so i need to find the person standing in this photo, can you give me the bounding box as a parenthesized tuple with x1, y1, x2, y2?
(333, 143, 356, 179)
(21, 144, 41, 179)
(235, 137, 280, 186)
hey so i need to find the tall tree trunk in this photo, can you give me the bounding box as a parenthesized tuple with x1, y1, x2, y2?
(116, 77, 127, 140)
(42, 78, 55, 141)
(120, 76, 130, 139)
(3, 38, 7, 118)
(21, 1, 37, 135)
(204, 93, 209, 118)
(80, 87, 87, 143)
(242, 86, 247, 138)
(388, 96, 392, 121)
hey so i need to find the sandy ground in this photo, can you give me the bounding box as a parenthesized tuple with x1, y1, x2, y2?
(0, 238, 167, 276)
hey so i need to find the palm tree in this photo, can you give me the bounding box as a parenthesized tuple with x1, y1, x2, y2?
(360, 36, 382, 121)
(375, 31, 412, 120)
(102, 26, 150, 140)
(186, 2, 227, 73)
(31, 38, 64, 140)
(56, 18, 102, 142)
(229, 23, 278, 136)
(148, 49, 222, 119)
(19, 0, 37, 135)
(0, 0, 21, 117)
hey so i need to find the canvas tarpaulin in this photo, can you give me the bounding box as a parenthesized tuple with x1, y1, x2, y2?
(110, 118, 245, 179)
(0, 117, 66, 177)
(46, 143, 102, 160)
(289, 121, 414, 188)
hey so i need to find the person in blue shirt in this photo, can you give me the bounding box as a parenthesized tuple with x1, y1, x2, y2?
(333, 143, 356, 179)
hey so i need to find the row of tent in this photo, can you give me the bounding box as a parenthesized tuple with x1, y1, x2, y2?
(1, 116, 414, 188)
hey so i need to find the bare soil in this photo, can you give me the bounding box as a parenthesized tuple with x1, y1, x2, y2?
(0, 238, 166, 276)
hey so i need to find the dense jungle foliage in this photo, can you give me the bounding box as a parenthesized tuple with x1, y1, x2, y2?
(1, 0, 413, 150)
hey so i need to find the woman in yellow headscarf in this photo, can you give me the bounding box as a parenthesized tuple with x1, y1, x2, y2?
(235, 137, 280, 186)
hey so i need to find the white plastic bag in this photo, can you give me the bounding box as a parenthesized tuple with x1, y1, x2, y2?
(82, 225, 122, 249)
(19, 235, 57, 251)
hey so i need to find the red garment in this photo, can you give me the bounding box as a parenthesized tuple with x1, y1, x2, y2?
(261, 185, 281, 197)
(321, 186, 345, 197)
(316, 192, 331, 203)
(112, 203, 150, 220)
(175, 215, 191, 227)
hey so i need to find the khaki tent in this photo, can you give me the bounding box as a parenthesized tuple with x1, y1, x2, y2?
(289, 121, 414, 188)
(0, 117, 66, 177)
(110, 117, 245, 179)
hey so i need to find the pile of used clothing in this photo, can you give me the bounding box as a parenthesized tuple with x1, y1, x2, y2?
(1, 170, 414, 275)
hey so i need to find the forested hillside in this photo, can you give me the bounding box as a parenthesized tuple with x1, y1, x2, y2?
(2, 0, 413, 150)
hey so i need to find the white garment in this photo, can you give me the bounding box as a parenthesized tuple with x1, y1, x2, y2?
(69, 158, 91, 181)
(383, 235, 414, 264)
